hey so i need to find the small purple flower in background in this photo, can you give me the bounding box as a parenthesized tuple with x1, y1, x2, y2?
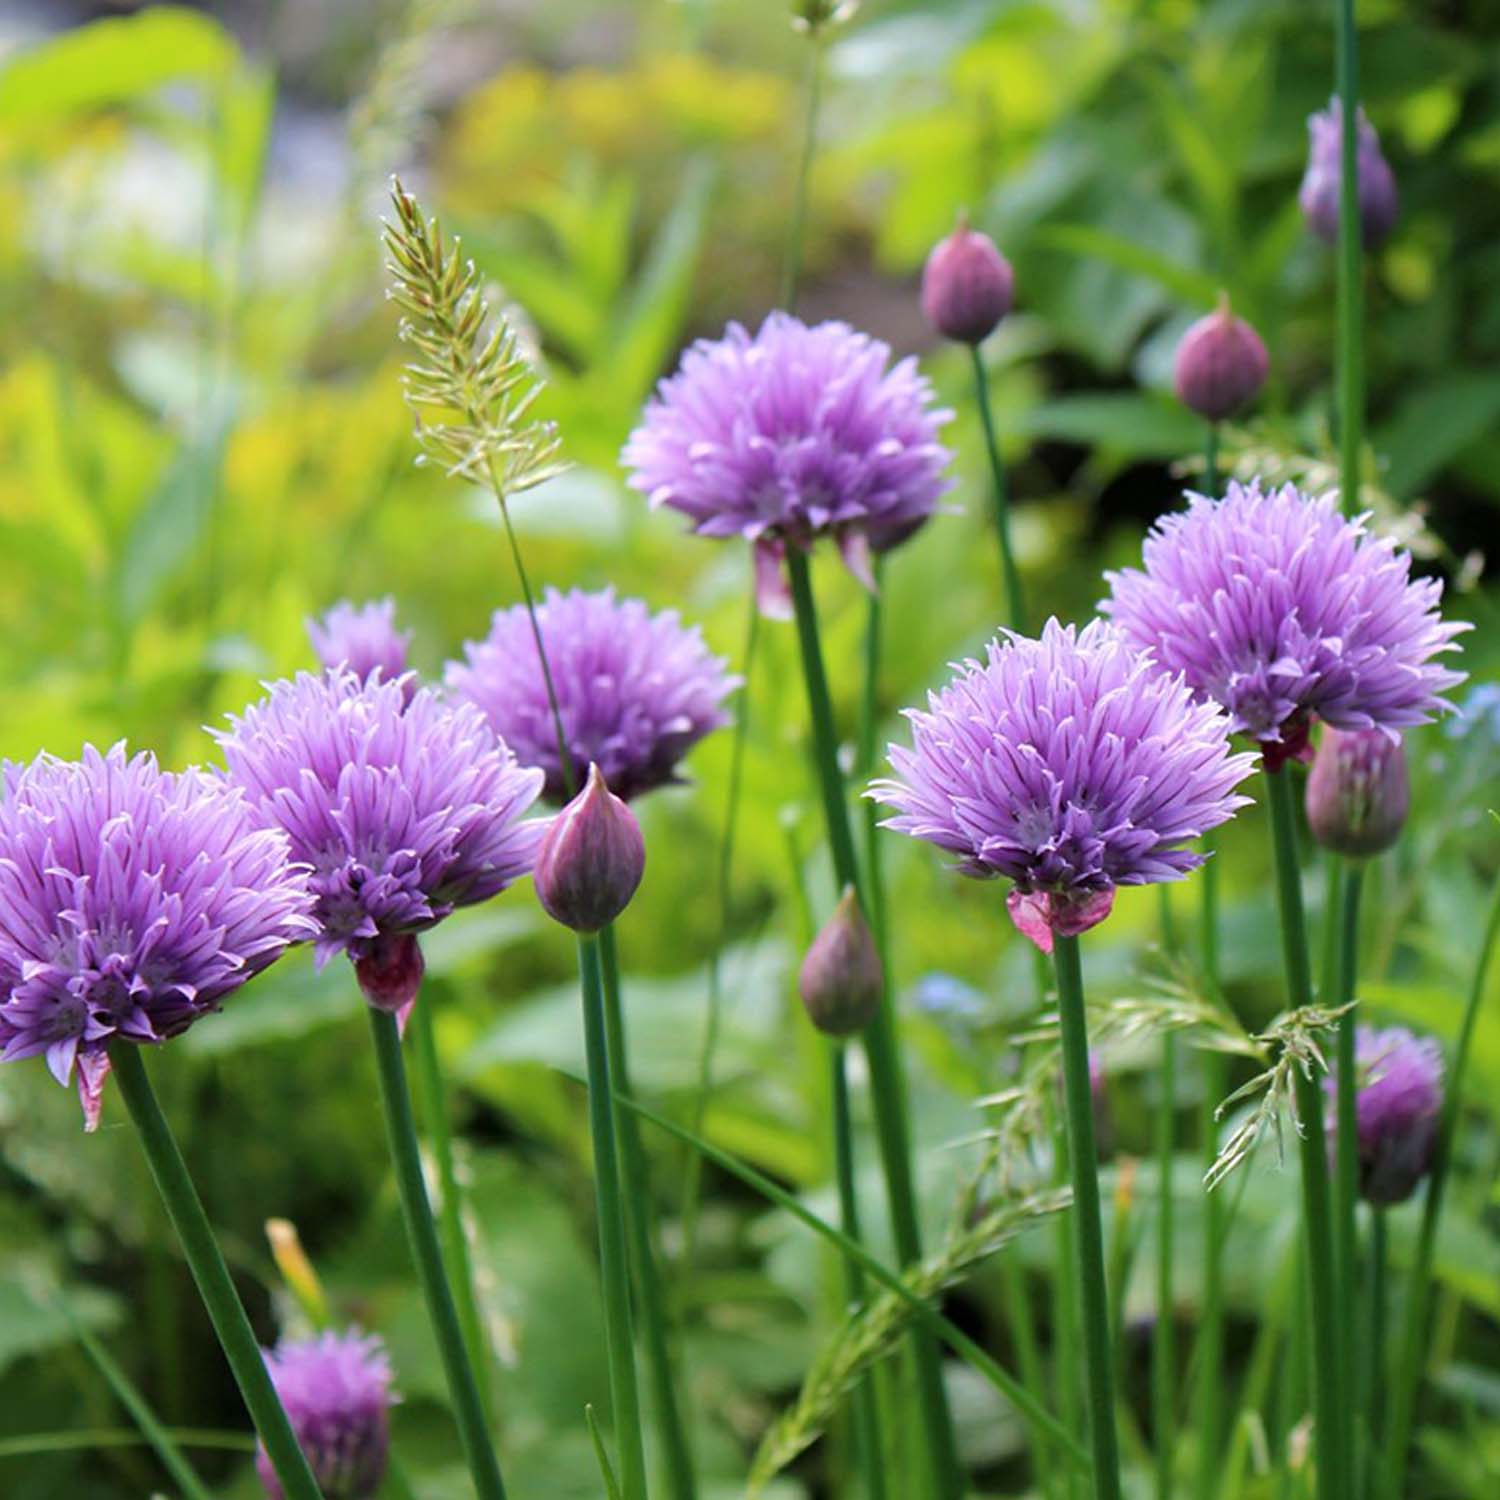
(1326, 1026, 1443, 1205)
(0, 746, 314, 1128)
(921, 215, 1014, 345)
(307, 599, 413, 689)
(621, 312, 953, 613)
(1299, 99, 1399, 250)
(1172, 295, 1268, 424)
(446, 587, 735, 803)
(215, 671, 544, 1014)
(1101, 481, 1466, 765)
(257, 1330, 395, 1500)
(870, 619, 1255, 952)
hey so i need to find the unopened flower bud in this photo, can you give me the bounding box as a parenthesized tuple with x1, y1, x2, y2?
(1325, 1025, 1442, 1206)
(921, 215, 1014, 345)
(798, 886, 882, 1037)
(1305, 727, 1409, 858)
(1173, 294, 1268, 422)
(353, 931, 425, 1015)
(534, 763, 645, 932)
(1299, 100, 1399, 250)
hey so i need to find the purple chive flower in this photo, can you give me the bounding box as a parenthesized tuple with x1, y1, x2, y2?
(621, 312, 953, 612)
(1299, 99, 1399, 250)
(870, 619, 1255, 952)
(257, 1330, 395, 1500)
(0, 745, 314, 1128)
(446, 587, 735, 804)
(307, 599, 412, 688)
(215, 671, 544, 1011)
(1101, 481, 1467, 765)
(1326, 1026, 1443, 1206)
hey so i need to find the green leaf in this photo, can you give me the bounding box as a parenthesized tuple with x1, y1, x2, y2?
(1032, 224, 1221, 308)
(1375, 372, 1500, 498)
(1015, 393, 1204, 459)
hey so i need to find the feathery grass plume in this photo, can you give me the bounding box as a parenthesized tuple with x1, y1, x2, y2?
(1205, 1001, 1354, 1190)
(383, 180, 567, 498)
(746, 1185, 1069, 1492)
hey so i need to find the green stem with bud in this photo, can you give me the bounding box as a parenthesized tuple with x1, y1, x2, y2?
(970, 344, 1025, 631)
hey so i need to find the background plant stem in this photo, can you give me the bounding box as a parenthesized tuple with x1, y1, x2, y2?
(782, 30, 825, 310)
(575, 935, 650, 1500)
(1262, 766, 1346, 1500)
(1154, 1027, 1176, 1500)
(1195, 832, 1225, 1500)
(1335, 0, 1364, 517)
(110, 1045, 324, 1500)
(784, 544, 964, 1499)
(367, 1009, 510, 1500)
(1332, 860, 1364, 1496)
(969, 344, 1025, 630)
(1052, 935, 1123, 1500)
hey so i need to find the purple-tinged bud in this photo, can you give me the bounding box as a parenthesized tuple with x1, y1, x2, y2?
(1325, 1026, 1443, 1205)
(798, 886, 882, 1037)
(1305, 727, 1409, 858)
(353, 931, 425, 1016)
(307, 599, 412, 688)
(1173, 294, 1269, 422)
(1299, 100, 1399, 250)
(256, 1330, 395, 1500)
(921, 214, 1014, 345)
(534, 763, 645, 933)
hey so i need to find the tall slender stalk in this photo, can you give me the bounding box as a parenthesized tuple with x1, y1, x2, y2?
(1203, 423, 1220, 497)
(599, 925, 696, 1500)
(969, 345, 1025, 630)
(1335, 0, 1364, 518)
(784, 545, 964, 1499)
(1384, 865, 1500, 1495)
(408, 995, 494, 1420)
(1262, 766, 1346, 1500)
(1052, 935, 1123, 1500)
(109, 1046, 325, 1500)
(366, 1010, 510, 1500)
(782, 29, 825, 310)
(1365, 1207, 1387, 1500)
(1154, 1027, 1177, 1500)
(576, 936, 650, 1500)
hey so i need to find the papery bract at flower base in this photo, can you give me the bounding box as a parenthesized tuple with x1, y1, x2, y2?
(446, 587, 736, 804)
(0, 746, 315, 1128)
(215, 671, 545, 982)
(1101, 481, 1467, 754)
(307, 598, 412, 688)
(1299, 99, 1399, 249)
(256, 1330, 396, 1500)
(533, 764, 645, 934)
(870, 619, 1256, 952)
(621, 312, 953, 602)
(1325, 1026, 1443, 1206)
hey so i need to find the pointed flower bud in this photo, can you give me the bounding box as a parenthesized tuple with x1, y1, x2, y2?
(534, 764, 645, 933)
(921, 214, 1014, 345)
(1305, 726, 1410, 858)
(798, 886, 882, 1037)
(1299, 99, 1399, 250)
(1172, 293, 1269, 423)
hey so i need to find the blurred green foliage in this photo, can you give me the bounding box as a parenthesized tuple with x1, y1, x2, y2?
(0, 1, 1497, 1496)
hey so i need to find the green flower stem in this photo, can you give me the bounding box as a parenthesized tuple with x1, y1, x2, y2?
(1203, 422, 1220, 497)
(782, 29, 825, 310)
(1335, 0, 1365, 517)
(575, 935, 651, 1500)
(1366, 1207, 1387, 1499)
(1333, 861, 1365, 1496)
(408, 993, 495, 1421)
(599, 923, 697, 1500)
(1052, 934, 1123, 1500)
(783, 544, 964, 1500)
(1002, 1257, 1055, 1500)
(109, 1045, 324, 1500)
(1153, 1026, 1176, 1500)
(1384, 865, 1500, 1496)
(1262, 765, 1346, 1500)
(831, 1041, 890, 1500)
(969, 344, 1025, 631)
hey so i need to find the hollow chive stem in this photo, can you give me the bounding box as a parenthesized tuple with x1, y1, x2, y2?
(599, 924, 696, 1500)
(574, 935, 651, 1500)
(110, 1046, 325, 1500)
(408, 995, 495, 1421)
(969, 344, 1025, 631)
(1262, 765, 1346, 1500)
(783, 544, 965, 1499)
(1204, 422, 1220, 497)
(1052, 934, 1123, 1500)
(1335, 0, 1365, 518)
(782, 28, 825, 310)
(1154, 1026, 1176, 1500)
(1195, 833, 1226, 1500)
(1384, 866, 1500, 1495)
(1333, 860, 1365, 1495)
(367, 1009, 510, 1500)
